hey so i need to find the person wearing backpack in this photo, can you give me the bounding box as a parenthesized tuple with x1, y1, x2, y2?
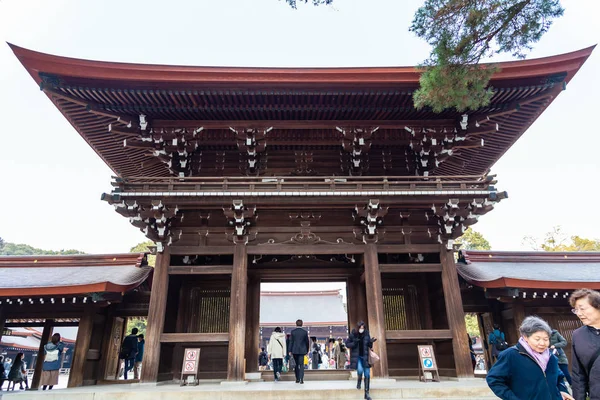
(119, 328, 139, 380)
(40, 333, 65, 390)
(569, 289, 600, 400)
(267, 327, 286, 381)
(488, 323, 508, 362)
(258, 347, 269, 371)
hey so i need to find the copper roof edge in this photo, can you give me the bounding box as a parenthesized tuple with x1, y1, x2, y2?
(0, 252, 147, 267)
(462, 250, 600, 263)
(8, 42, 595, 84)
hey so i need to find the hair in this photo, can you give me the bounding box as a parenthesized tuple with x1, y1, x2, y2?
(138, 334, 144, 339)
(0, 356, 3, 363)
(569, 288, 600, 310)
(296, 319, 303, 327)
(261, 347, 265, 351)
(311, 336, 317, 343)
(132, 328, 139, 335)
(15, 353, 24, 363)
(493, 323, 500, 330)
(519, 316, 552, 338)
(356, 321, 366, 330)
(51, 333, 61, 344)
(274, 327, 282, 333)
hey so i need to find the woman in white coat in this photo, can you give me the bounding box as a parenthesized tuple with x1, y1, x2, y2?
(267, 327, 287, 381)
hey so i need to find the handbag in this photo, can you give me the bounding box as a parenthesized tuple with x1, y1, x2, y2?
(289, 356, 296, 369)
(369, 349, 380, 364)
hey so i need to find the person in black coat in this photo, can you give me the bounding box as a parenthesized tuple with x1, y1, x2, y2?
(486, 316, 572, 400)
(288, 319, 309, 384)
(569, 288, 600, 400)
(120, 328, 139, 380)
(345, 321, 376, 400)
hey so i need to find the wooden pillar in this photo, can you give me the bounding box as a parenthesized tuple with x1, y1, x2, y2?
(363, 243, 389, 378)
(68, 309, 94, 387)
(0, 307, 6, 342)
(513, 302, 525, 333)
(141, 247, 171, 383)
(440, 246, 474, 378)
(227, 243, 248, 381)
(245, 275, 260, 372)
(31, 319, 54, 389)
(347, 274, 367, 331)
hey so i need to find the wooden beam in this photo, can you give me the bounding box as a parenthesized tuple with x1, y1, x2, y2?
(375, 244, 442, 253)
(68, 308, 94, 388)
(248, 244, 363, 255)
(160, 333, 229, 343)
(169, 246, 234, 256)
(363, 243, 389, 378)
(440, 247, 474, 378)
(245, 275, 261, 373)
(385, 329, 452, 340)
(141, 247, 171, 383)
(347, 275, 368, 331)
(168, 265, 233, 275)
(152, 119, 456, 130)
(380, 263, 442, 273)
(227, 244, 248, 381)
(31, 319, 54, 389)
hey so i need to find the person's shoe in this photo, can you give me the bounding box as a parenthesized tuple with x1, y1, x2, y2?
(300, 380, 304, 384)
(296, 380, 300, 383)
(356, 375, 362, 389)
(364, 377, 371, 400)
(276, 371, 281, 380)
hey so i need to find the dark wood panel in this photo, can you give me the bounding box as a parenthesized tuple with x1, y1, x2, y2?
(380, 263, 442, 273)
(160, 333, 229, 343)
(385, 329, 452, 340)
(168, 265, 233, 275)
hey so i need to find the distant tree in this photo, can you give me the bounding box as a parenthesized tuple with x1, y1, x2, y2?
(455, 227, 492, 250)
(0, 241, 85, 256)
(409, 0, 564, 112)
(465, 313, 481, 337)
(130, 240, 156, 267)
(523, 226, 600, 251)
(125, 318, 147, 336)
(282, 0, 333, 8)
(0, 237, 4, 250)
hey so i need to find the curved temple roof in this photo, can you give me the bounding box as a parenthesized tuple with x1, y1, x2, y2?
(457, 250, 600, 290)
(9, 44, 594, 177)
(0, 253, 151, 296)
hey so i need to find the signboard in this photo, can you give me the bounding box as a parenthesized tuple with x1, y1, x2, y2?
(417, 345, 439, 382)
(180, 348, 201, 386)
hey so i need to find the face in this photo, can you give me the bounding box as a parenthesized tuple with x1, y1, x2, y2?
(358, 326, 365, 333)
(524, 331, 550, 353)
(573, 297, 600, 327)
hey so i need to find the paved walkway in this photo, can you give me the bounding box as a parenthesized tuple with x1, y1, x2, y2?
(0, 378, 498, 400)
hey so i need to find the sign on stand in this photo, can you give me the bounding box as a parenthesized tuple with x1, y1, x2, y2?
(180, 348, 201, 386)
(417, 345, 440, 382)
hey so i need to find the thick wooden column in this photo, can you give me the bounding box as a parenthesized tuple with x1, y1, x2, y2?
(245, 275, 260, 373)
(141, 247, 171, 383)
(347, 274, 368, 331)
(0, 307, 6, 342)
(440, 247, 474, 378)
(227, 243, 248, 381)
(363, 243, 389, 378)
(31, 319, 54, 389)
(513, 302, 525, 334)
(68, 309, 94, 387)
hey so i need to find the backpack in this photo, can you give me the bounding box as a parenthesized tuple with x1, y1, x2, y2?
(45, 348, 59, 363)
(490, 331, 508, 352)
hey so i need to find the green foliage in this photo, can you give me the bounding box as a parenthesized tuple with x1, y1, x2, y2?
(130, 240, 156, 266)
(126, 318, 147, 336)
(410, 0, 564, 112)
(455, 227, 492, 250)
(283, 0, 333, 8)
(523, 226, 600, 251)
(0, 239, 85, 256)
(465, 313, 481, 337)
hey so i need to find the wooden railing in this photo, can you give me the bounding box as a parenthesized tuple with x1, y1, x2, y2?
(112, 174, 496, 193)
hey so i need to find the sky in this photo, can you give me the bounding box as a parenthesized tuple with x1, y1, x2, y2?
(0, 0, 599, 256)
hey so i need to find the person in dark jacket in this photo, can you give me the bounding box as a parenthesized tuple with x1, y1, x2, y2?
(0, 355, 6, 390)
(134, 334, 144, 380)
(7, 352, 27, 390)
(258, 347, 269, 370)
(288, 319, 309, 384)
(486, 316, 573, 400)
(550, 328, 572, 385)
(120, 328, 139, 380)
(569, 288, 600, 400)
(40, 333, 65, 390)
(310, 337, 321, 370)
(488, 323, 507, 362)
(346, 321, 376, 400)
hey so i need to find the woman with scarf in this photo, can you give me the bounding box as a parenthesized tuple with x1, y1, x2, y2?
(346, 321, 376, 400)
(40, 333, 65, 390)
(486, 316, 573, 400)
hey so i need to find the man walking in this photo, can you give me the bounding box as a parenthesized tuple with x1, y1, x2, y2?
(288, 319, 309, 384)
(119, 328, 139, 380)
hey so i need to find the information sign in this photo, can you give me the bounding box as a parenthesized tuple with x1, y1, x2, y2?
(417, 345, 440, 382)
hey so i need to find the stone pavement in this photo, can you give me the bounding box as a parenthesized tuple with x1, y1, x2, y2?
(0, 378, 499, 400)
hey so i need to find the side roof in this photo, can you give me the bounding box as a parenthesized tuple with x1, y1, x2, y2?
(0, 253, 151, 296)
(457, 250, 600, 289)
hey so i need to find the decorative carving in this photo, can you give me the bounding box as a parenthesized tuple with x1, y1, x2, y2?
(231, 127, 271, 175)
(293, 151, 316, 175)
(223, 200, 257, 244)
(337, 126, 378, 175)
(406, 126, 466, 176)
(353, 199, 388, 243)
(113, 199, 182, 252)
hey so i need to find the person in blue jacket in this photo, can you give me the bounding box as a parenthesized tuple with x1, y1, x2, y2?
(40, 333, 65, 390)
(486, 316, 573, 400)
